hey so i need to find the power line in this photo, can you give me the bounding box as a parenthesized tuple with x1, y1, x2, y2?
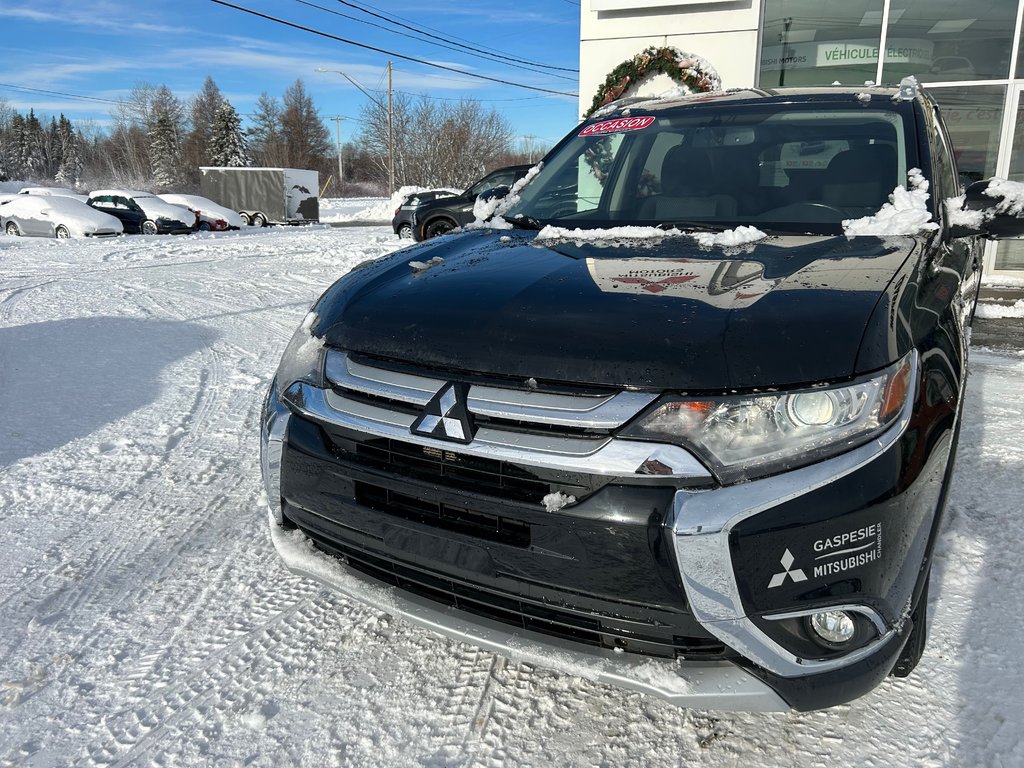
(330, 0, 578, 74)
(290, 0, 576, 81)
(206, 0, 578, 97)
(0, 82, 122, 105)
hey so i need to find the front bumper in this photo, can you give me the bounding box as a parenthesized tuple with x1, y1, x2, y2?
(261, 351, 952, 710)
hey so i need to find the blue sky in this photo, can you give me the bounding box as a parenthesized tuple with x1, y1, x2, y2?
(0, 0, 582, 150)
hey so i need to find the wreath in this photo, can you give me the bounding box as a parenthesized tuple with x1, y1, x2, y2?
(584, 47, 721, 119)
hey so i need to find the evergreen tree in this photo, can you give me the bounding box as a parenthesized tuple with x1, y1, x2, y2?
(281, 79, 331, 168)
(209, 101, 250, 167)
(148, 86, 185, 188)
(248, 92, 286, 166)
(185, 75, 223, 169)
(55, 115, 82, 186)
(22, 109, 45, 178)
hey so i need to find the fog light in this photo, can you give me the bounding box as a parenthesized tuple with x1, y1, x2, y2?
(809, 610, 856, 645)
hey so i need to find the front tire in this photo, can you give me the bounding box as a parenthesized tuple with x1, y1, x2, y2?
(5, 221, 20, 236)
(141, 219, 158, 235)
(398, 223, 413, 239)
(198, 221, 211, 231)
(424, 217, 456, 239)
(55, 224, 71, 239)
(252, 212, 267, 228)
(239, 212, 251, 226)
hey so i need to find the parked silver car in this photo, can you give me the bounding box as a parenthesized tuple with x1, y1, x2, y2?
(1, 195, 123, 238)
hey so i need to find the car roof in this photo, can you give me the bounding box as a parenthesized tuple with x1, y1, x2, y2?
(587, 84, 919, 119)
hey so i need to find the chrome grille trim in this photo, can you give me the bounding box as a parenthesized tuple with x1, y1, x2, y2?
(288, 383, 712, 482)
(325, 350, 657, 429)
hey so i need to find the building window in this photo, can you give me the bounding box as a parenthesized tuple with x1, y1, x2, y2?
(760, 1, 885, 87)
(883, 1, 1018, 84)
(929, 85, 1005, 184)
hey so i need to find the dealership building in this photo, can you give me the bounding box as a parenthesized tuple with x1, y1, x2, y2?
(580, 0, 1024, 276)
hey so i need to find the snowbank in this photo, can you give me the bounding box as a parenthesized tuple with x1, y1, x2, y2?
(975, 300, 1024, 319)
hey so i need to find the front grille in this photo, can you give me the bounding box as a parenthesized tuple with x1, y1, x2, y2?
(292, 511, 725, 660)
(349, 437, 557, 503)
(355, 481, 532, 548)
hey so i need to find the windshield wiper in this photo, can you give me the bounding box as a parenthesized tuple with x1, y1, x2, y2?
(501, 214, 545, 231)
(656, 221, 725, 233)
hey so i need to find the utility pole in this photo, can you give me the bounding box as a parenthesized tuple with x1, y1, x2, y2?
(328, 115, 345, 193)
(387, 61, 394, 195)
(316, 65, 395, 194)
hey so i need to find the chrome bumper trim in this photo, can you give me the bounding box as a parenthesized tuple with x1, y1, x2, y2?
(287, 382, 711, 482)
(669, 351, 920, 678)
(260, 383, 291, 525)
(269, 511, 789, 712)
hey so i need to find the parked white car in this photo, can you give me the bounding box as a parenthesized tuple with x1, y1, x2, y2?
(19, 186, 89, 203)
(1, 195, 123, 238)
(158, 193, 244, 231)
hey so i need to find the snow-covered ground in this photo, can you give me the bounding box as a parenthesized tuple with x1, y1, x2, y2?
(1, 226, 1022, 766)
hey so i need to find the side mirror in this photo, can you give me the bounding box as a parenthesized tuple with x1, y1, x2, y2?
(477, 185, 510, 204)
(960, 178, 1024, 239)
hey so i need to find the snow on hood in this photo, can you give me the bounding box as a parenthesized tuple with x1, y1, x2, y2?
(133, 196, 193, 223)
(158, 194, 244, 228)
(842, 168, 940, 237)
(531, 223, 767, 249)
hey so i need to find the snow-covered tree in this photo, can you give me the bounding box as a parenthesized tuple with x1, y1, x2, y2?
(209, 101, 250, 167)
(55, 115, 82, 186)
(148, 86, 185, 188)
(185, 76, 223, 169)
(20, 109, 45, 178)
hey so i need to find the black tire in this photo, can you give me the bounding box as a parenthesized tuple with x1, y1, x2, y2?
(398, 223, 413, 239)
(141, 219, 158, 235)
(198, 221, 211, 232)
(239, 212, 251, 226)
(891, 576, 929, 678)
(252, 212, 267, 228)
(55, 224, 71, 239)
(424, 217, 456, 239)
(5, 221, 20, 236)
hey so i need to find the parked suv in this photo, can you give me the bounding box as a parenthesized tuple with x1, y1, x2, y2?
(262, 81, 1019, 711)
(410, 164, 531, 240)
(391, 189, 458, 239)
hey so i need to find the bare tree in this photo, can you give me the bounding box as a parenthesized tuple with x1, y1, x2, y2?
(355, 95, 514, 188)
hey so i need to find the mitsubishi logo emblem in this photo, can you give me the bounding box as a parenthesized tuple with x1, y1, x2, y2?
(410, 383, 474, 444)
(768, 548, 807, 589)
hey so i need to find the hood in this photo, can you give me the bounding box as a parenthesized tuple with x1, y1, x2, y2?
(316, 229, 918, 390)
(136, 198, 193, 223)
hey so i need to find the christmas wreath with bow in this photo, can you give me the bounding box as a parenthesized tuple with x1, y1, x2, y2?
(584, 46, 721, 119)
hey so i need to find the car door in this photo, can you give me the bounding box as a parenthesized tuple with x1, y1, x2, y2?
(24, 203, 53, 237)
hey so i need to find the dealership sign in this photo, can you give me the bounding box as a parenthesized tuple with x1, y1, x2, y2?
(761, 38, 933, 71)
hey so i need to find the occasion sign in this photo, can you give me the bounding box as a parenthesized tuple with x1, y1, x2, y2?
(579, 116, 656, 137)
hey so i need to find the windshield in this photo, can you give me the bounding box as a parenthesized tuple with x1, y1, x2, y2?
(505, 103, 916, 235)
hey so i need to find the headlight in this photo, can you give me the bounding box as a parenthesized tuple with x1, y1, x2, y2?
(274, 310, 325, 397)
(622, 352, 915, 484)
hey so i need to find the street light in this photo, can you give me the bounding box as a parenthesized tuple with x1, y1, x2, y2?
(316, 65, 394, 194)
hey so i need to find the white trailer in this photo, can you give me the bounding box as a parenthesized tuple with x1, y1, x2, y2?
(199, 167, 319, 226)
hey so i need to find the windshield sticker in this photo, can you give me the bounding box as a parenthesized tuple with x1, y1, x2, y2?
(579, 116, 655, 138)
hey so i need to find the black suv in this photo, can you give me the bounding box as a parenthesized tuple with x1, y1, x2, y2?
(261, 81, 1022, 711)
(410, 164, 531, 241)
(391, 189, 458, 239)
